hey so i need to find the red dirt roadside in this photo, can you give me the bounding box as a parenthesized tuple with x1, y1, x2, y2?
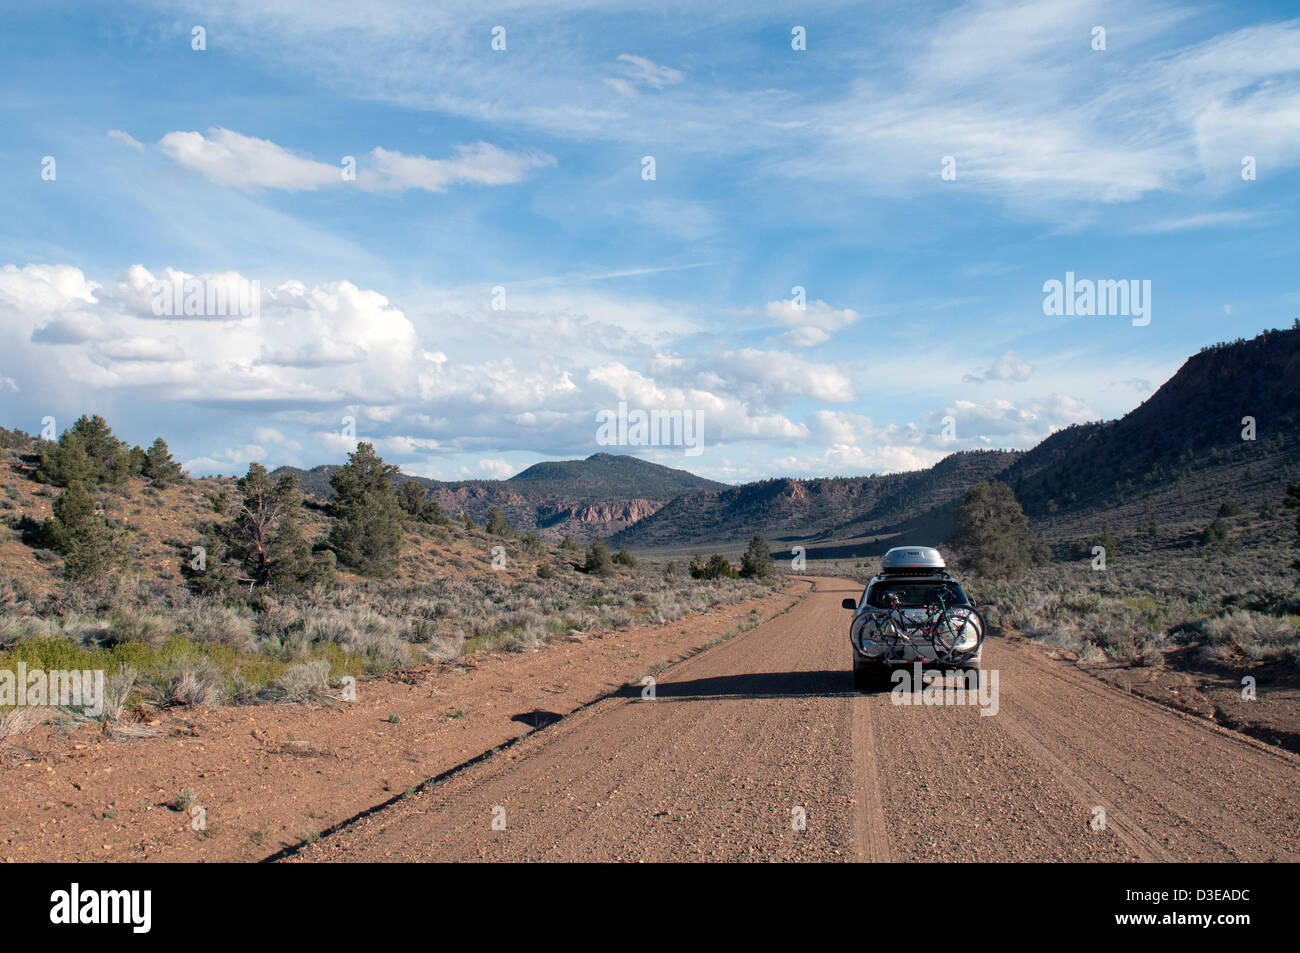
(0, 580, 807, 862)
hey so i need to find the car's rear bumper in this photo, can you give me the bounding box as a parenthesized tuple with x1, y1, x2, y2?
(851, 641, 980, 667)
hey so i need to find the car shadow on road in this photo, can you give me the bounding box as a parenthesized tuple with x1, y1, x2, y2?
(616, 669, 882, 700)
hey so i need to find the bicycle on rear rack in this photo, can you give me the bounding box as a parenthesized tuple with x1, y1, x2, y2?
(874, 585, 985, 664)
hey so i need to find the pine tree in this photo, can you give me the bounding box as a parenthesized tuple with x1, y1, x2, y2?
(328, 443, 404, 577)
(37, 430, 95, 487)
(396, 481, 450, 526)
(127, 444, 148, 476)
(740, 535, 774, 579)
(221, 463, 284, 587)
(425, 497, 450, 525)
(266, 474, 333, 590)
(71, 415, 131, 484)
(689, 554, 737, 579)
(202, 466, 332, 592)
(37, 415, 131, 486)
(142, 437, 184, 486)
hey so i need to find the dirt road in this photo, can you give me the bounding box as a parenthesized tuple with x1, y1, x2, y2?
(292, 578, 1300, 862)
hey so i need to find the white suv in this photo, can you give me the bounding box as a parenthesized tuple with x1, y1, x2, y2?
(843, 547, 984, 690)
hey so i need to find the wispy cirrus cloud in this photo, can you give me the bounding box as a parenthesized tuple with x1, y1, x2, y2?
(603, 53, 685, 96)
(143, 1, 1300, 212)
(155, 127, 554, 193)
(1133, 210, 1266, 233)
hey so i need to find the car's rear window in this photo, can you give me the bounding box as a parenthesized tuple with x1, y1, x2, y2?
(867, 581, 968, 608)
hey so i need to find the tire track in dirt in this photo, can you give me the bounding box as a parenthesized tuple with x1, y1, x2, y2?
(849, 696, 894, 862)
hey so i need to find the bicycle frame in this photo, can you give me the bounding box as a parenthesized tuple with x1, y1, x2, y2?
(868, 585, 980, 662)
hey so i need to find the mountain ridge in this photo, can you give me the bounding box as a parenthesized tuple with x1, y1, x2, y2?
(272, 324, 1300, 552)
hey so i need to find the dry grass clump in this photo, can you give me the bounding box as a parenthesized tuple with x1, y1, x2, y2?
(176, 603, 258, 653)
(273, 659, 331, 702)
(303, 605, 414, 672)
(1196, 610, 1300, 666)
(0, 707, 42, 740)
(153, 657, 226, 707)
(99, 664, 137, 722)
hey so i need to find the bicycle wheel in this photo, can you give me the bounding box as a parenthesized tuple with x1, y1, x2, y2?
(933, 606, 984, 662)
(874, 612, 903, 646)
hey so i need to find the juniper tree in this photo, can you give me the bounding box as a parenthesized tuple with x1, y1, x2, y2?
(208, 465, 327, 591)
(740, 535, 774, 579)
(949, 481, 1048, 577)
(328, 443, 404, 577)
(584, 537, 614, 576)
(690, 553, 737, 579)
(486, 506, 513, 536)
(37, 429, 95, 487)
(1199, 518, 1229, 547)
(41, 480, 120, 581)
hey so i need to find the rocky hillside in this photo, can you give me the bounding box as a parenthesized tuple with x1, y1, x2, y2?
(1005, 325, 1300, 520)
(608, 450, 1021, 550)
(273, 452, 723, 540)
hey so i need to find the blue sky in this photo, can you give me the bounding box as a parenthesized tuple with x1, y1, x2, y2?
(1, 0, 1297, 482)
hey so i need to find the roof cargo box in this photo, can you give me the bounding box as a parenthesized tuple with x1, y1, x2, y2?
(879, 546, 946, 575)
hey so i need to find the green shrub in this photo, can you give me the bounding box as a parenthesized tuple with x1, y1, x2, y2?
(584, 537, 614, 577)
(689, 554, 737, 579)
